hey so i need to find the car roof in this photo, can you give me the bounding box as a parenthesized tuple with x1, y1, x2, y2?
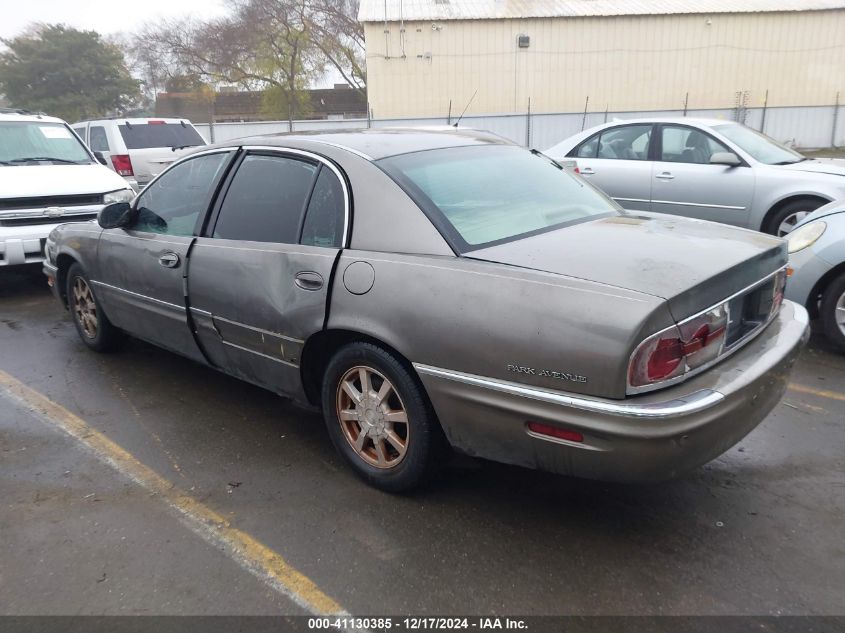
(205, 126, 515, 161)
(0, 110, 67, 124)
(74, 117, 195, 125)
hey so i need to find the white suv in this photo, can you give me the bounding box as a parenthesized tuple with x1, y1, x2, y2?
(0, 108, 134, 267)
(72, 117, 206, 191)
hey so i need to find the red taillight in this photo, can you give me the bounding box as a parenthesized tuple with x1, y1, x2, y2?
(527, 422, 584, 443)
(148, 120, 166, 124)
(646, 337, 684, 381)
(629, 307, 729, 390)
(574, 166, 581, 174)
(110, 154, 134, 176)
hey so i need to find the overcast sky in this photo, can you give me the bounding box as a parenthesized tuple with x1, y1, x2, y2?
(0, 0, 343, 87)
(0, 0, 228, 41)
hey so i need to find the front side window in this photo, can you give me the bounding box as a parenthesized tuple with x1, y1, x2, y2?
(712, 123, 804, 165)
(380, 145, 622, 251)
(660, 126, 729, 164)
(88, 126, 110, 152)
(596, 125, 652, 160)
(213, 154, 318, 244)
(132, 152, 231, 236)
(0, 122, 92, 165)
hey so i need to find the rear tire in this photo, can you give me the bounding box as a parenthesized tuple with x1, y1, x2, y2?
(321, 342, 444, 492)
(66, 263, 123, 352)
(764, 198, 825, 236)
(820, 273, 845, 353)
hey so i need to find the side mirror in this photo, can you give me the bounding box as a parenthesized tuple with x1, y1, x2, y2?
(710, 152, 742, 167)
(93, 151, 108, 166)
(98, 202, 133, 229)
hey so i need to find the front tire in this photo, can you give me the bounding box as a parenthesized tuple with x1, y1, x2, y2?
(820, 273, 845, 352)
(765, 199, 825, 236)
(321, 342, 443, 492)
(66, 263, 123, 352)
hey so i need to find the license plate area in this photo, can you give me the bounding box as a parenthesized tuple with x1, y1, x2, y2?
(725, 278, 776, 347)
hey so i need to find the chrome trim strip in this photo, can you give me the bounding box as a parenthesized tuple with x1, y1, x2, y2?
(625, 266, 788, 395)
(652, 199, 746, 211)
(525, 429, 607, 451)
(220, 339, 299, 368)
(413, 363, 725, 419)
(211, 313, 305, 345)
(90, 280, 184, 312)
(0, 205, 104, 220)
(242, 145, 352, 248)
(311, 140, 374, 161)
(613, 197, 650, 204)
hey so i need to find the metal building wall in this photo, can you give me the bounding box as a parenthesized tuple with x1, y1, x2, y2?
(362, 10, 845, 118)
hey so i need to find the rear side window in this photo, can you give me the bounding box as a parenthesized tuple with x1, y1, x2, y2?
(213, 154, 318, 244)
(300, 167, 345, 248)
(88, 126, 109, 152)
(118, 122, 205, 150)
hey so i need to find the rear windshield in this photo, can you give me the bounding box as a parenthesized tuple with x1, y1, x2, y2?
(379, 145, 621, 252)
(118, 123, 205, 150)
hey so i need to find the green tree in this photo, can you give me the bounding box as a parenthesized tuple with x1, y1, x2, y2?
(0, 24, 140, 122)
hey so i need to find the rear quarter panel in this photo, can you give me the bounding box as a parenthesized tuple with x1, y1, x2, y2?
(327, 251, 672, 399)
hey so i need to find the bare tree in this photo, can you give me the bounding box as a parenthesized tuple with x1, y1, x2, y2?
(305, 0, 366, 95)
(129, 0, 363, 127)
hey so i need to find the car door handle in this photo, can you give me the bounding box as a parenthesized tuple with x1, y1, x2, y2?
(295, 271, 324, 291)
(158, 252, 180, 268)
(580, 167, 595, 175)
(656, 172, 675, 180)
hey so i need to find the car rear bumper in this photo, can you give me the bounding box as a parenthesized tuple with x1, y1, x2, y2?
(415, 300, 809, 483)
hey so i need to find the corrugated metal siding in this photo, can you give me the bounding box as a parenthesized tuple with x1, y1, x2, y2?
(360, 0, 845, 21)
(193, 104, 845, 149)
(364, 11, 845, 117)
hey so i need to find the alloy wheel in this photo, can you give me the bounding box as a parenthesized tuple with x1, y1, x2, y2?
(777, 211, 810, 237)
(336, 365, 409, 469)
(836, 289, 845, 338)
(72, 277, 98, 339)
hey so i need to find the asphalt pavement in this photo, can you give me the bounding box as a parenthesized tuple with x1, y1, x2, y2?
(1, 264, 844, 617)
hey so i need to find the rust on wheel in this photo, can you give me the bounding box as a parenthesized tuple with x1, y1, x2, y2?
(72, 277, 98, 339)
(336, 365, 409, 469)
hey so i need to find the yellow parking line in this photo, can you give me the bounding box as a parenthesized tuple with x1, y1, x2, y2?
(0, 370, 347, 616)
(788, 383, 845, 403)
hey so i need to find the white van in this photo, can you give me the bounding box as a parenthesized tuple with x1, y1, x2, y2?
(72, 117, 206, 191)
(0, 109, 134, 268)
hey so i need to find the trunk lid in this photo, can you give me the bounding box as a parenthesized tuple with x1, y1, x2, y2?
(465, 213, 787, 320)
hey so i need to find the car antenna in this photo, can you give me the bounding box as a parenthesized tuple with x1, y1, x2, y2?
(453, 89, 478, 128)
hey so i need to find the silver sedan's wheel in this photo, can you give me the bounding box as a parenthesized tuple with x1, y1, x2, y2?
(777, 210, 810, 237)
(336, 366, 409, 469)
(820, 273, 845, 353)
(835, 290, 845, 338)
(71, 276, 98, 339)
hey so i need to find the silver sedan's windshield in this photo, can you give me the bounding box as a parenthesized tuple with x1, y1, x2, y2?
(380, 145, 621, 251)
(713, 123, 804, 165)
(0, 121, 92, 165)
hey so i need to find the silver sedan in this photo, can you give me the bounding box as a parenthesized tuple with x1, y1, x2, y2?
(786, 200, 845, 351)
(546, 118, 845, 236)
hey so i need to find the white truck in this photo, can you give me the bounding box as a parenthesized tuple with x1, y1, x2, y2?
(0, 108, 134, 268)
